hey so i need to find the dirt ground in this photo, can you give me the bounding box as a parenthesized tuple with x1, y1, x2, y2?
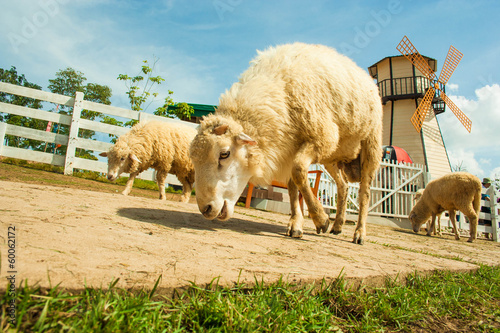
(1, 165, 499, 294)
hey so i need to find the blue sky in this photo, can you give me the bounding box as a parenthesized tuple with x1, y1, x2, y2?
(1, 0, 499, 179)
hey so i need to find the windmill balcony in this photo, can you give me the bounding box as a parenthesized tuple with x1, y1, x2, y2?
(377, 76, 446, 115)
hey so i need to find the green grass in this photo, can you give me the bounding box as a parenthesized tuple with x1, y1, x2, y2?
(2, 266, 499, 332)
(0, 157, 187, 194)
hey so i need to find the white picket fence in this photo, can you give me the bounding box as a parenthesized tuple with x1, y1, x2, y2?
(308, 160, 427, 218)
(0, 81, 197, 185)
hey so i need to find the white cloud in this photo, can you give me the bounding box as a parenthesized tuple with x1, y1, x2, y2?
(447, 83, 459, 91)
(440, 84, 500, 179)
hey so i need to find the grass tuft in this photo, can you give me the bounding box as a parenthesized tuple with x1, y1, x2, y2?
(1, 265, 499, 332)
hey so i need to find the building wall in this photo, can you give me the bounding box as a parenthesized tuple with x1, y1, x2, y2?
(386, 98, 426, 166)
(377, 58, 391, 81)
(391, 56, 414, 78)
(421, 110, 452, 179)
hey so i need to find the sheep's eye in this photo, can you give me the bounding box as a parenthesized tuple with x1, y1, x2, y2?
(219, 151, 230, 160)
(121, 157, 126, 161)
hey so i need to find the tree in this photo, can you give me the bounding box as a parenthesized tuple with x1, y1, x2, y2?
(0, 66, 45, 149)
(117, 57, 193, 127)
(48, 67, 112, 159)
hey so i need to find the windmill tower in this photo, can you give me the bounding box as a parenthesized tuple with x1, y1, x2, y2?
(368, 36, 471, 180)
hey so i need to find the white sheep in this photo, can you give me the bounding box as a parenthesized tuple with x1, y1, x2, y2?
(99, 121, 196, 203)
(189, 43, 382, 244)
(409, 172, 482, 242)
(414, 188, 441, 235)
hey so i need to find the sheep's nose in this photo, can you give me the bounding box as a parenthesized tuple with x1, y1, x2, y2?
(107, 175, 114, 181)
(202, 205, 212, 218)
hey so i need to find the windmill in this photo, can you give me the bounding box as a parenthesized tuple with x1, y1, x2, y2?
(396, 35, 471, 133)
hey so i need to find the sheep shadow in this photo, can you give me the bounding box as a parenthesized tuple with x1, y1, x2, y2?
(117, 207, 290, 238)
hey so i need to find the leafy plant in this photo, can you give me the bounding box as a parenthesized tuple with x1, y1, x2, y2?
(117, 57, 193, 127)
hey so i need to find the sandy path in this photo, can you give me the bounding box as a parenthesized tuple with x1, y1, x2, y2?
(1, 180, 498, 293)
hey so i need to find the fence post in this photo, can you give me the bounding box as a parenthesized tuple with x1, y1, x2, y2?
(64, 91, 84, 176)
(488, 186, 499, 242)
(0, 122, 6, 156)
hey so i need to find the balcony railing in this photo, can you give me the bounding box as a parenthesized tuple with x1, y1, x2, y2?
(377, 76, 446, 114)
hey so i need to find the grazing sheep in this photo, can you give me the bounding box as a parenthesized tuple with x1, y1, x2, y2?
(100, 121, 196, 203)
(189, 42, 382, 244)
(414, 189, 441, 235)
(409, 172, 481, 242)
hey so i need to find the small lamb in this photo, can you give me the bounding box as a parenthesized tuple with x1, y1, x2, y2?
(414, 188, 441, 235)
(409, 172, 481, 242)
(100, 121, 196, 203)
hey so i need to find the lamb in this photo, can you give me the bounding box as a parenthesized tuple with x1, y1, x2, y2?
(409, 172, 481, 242)
(414, 188, 441, 235)
(99, 121, 196, 203)
(189, 43, 382, 244)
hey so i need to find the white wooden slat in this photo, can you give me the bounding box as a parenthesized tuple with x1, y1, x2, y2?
(0, 82, 75, 106)
(0, 102, 72, 125)
(74, 137, 113, 152)
(5, 123, 69, 146)
(78, 118, 129, 137)
(81, 100, 140, 120)
(73, 157, 108, 173)
(1, 145, 65, 166)
(139, 112, 199, 129)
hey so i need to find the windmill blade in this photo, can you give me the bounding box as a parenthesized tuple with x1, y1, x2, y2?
(411, 87, 435, 132)
(397, 36, 437, 81)
(440, 91, 472, 133)
(438, 45, 463, 86)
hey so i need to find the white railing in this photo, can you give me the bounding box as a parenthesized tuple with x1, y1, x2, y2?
(307, 160, 427, 219)
(0, 81, 197, 185)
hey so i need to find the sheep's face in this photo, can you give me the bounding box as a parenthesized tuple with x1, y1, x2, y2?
(408, 210, 427, 233)
(190, 123, 257, 221)
(99, 146, 141, 182)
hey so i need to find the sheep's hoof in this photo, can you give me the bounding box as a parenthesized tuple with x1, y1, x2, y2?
(330, 225, 342, 235)
(467, 238, 474, 243)
(287, 228, 303, 238)
(352, 236, 364, 245)
(316, 218, 329, 234)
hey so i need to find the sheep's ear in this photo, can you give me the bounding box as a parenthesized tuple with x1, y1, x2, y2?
(237, 133, 257, 146)
(130, 154, 141, 164)
(409, 212, 416, 220)
(213, 124, 229, 135)
(99, 152, 108, 157)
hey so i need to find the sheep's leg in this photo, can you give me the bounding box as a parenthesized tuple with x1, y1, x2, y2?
(155, 170, 168, 200)
(436, 214, 442, 235)
(179, 177, 192, 203)
(352, 140, 380, 245)
(291, 147, 329, 234)
(325, 164, 347, 235)
(462, 205, 478, 243)
(427, 214, 436, 236)
(122, 171, 139, 196)
(286, 179, 304, 238)
(448, 210, 461, 240)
